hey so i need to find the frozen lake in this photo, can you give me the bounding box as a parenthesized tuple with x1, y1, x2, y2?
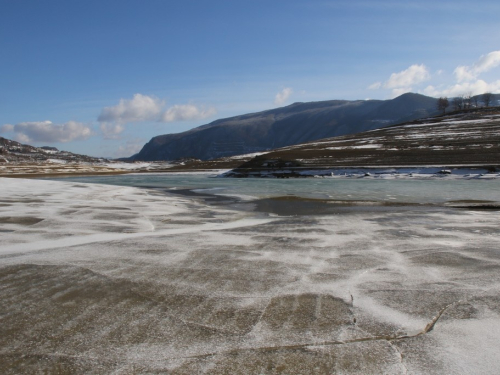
(49, 172, 500, 205)
(1, 174, 500, 374)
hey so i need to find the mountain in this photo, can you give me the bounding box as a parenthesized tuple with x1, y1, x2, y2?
(224, 106, 500, 177)
(131, 93, 439, 161)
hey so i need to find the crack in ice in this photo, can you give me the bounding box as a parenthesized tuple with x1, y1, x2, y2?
(165, 300, 466, 362)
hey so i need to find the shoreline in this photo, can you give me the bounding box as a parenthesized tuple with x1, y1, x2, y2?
(2, 159, 500, 180)
(221, 165, 500, 179)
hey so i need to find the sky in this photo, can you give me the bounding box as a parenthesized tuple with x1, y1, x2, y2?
(1, 0, 499, 158)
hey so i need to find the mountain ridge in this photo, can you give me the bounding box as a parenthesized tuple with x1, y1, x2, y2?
(131, 93, 439, 161)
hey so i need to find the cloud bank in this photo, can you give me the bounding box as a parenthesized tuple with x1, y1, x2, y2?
(1, 121, 93, 144)
(274, 88, 293, 105)
(98, 94, 217, 138)
(423, 80, 500, 98)
(98, 94, 163, 124)
(369, 51, 500, 98)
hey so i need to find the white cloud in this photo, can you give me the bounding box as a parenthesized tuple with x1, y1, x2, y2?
(367, 65, 430, 96)
(384, 64, 430, 89)
(12, 121, 93, 143)
(0, 124, 14, 133)
(368, 51, 500, 99)
(274, 87, 293, 105)
(98, 93, 163, 124)
(422, 85, 440, 97)
(420, 51, 500, 97)
(454, 51, 500, 82)
(160, 104, 217, 122)
(98, 94, 217, 137)
(454, 66, 475, 83)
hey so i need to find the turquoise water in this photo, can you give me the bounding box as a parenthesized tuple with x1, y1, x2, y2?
(49, 173, 500, 205)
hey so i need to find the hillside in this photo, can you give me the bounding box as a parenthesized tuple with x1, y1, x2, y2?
(0, 137, 106, 164)
(131, 93, 439, 161)
(0, 136, 189, 176)
(223, 107, 500, 177)
(0, 137, 119, 176)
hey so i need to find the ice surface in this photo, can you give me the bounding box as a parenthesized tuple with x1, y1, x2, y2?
(1, 177, 500, 374)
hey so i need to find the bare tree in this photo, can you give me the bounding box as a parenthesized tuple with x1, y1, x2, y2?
(483, 92, 493, 107)
(437, 97, 449, 114)
(473, 95, 479, 108)
(452, 96, 463, 111)
(464, 92, 473, 109)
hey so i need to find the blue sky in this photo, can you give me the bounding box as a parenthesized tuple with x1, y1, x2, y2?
(1, 0, 499, 157)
